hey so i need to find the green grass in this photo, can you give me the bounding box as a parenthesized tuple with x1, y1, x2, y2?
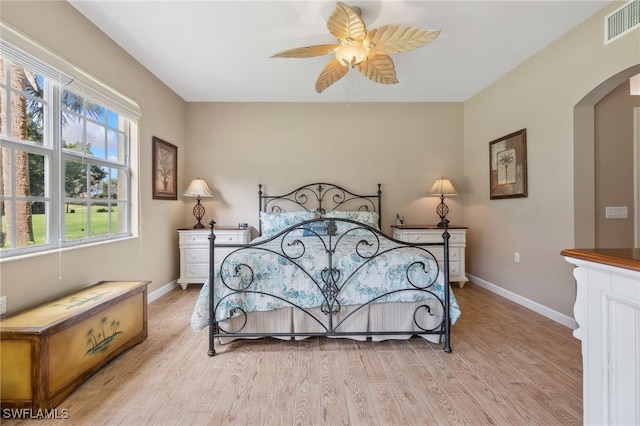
(3, 204, 118, 248)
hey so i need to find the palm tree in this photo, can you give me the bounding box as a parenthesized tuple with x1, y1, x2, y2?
(86, 328, 98, 348)
(498, 151, 515, 184)
(100, 316, 108, 341)
(1, 57, 104, 247)
(1, 62, 34, 246)
(110, 318, 120, 335)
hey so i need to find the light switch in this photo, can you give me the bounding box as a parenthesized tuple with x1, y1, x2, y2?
(605, 206, 628, 219)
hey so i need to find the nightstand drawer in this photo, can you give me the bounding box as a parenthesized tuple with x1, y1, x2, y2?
(425, 247, 460, 262)
(411, 233, 438, 243)
(394, 230, 464, 244)
(214, 232, 244, 244)
(446, 261, 460, 277)
(185, 248, 208, 263)
(179, 230, 248, 246)
(185, 263, 208, 279)
(180, 232, 210, 246)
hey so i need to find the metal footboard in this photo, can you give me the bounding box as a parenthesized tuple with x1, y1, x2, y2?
(207, 218, 452, 356)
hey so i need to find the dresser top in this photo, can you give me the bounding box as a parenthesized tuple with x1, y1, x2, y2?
(391, 225, 468, 230)
(178, 227, 249, 231)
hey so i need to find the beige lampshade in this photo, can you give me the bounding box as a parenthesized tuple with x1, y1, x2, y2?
(428, 177, 459, 196)
(184, 178, 214, 198)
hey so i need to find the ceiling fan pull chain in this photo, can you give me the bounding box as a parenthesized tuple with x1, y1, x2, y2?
(345, 68, 351, 108)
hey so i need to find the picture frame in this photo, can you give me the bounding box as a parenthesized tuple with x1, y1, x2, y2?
(489, 129, 527, 199)
(152, 136, 177, 200)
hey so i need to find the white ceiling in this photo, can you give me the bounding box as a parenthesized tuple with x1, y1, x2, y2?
(68, 0, 611, 102)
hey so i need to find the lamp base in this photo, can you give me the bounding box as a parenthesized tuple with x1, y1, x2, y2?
(435, 195, 450, 228)
(192, 197, 206, 229)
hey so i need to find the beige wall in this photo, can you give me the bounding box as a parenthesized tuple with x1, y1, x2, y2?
(464, 2, 639, 317)
(0, 1, 187, 313)
(595, 80, 639, 247)
(184, 102, 464, 235)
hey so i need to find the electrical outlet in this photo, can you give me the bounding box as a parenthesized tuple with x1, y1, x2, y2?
(0, 296, 6, 315)
(514, 252, 520, 263)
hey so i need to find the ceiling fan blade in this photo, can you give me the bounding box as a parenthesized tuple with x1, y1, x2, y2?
(327, 1, 367, 42)
(271, 44, 338, 58)
(367, 25, 441, 55)
(315, 58, 349, 93)
(356, 54, 398, 85)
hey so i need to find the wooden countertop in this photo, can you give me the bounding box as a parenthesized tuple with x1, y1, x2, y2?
(561, 248, 640, 272)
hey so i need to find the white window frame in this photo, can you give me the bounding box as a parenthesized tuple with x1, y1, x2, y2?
(0, 21, 141, 259)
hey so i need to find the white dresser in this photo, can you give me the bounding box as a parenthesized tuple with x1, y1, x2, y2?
(391, 225, 468, 287)
(178, 227, 251, 289)
(562, 248, 640, 426)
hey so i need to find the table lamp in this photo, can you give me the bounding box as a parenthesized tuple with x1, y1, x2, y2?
(428, 177, 459, 228)
(184, 178, 214, 229)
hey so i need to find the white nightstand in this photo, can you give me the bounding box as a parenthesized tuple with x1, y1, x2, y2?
(177, 227, 251, 289)
(391, 225, 468, 288)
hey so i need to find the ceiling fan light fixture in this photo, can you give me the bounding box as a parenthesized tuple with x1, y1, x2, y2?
(335, 43, 367, 66)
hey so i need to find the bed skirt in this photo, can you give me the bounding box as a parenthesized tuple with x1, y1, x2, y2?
(214, 299, 444, 345)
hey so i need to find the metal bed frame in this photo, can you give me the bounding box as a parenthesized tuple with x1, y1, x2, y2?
(207, 183, 452, 356)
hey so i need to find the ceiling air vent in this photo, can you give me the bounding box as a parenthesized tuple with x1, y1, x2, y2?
(605, 0, 640, 44)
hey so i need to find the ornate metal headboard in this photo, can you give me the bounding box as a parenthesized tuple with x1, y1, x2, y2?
(258, 183, 382, 235)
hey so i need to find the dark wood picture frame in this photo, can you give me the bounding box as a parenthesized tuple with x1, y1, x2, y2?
(152, 136, 177, 200)
(489, 129, 527, 199)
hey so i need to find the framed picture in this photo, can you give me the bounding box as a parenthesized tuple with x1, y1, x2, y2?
(152, 136, 177, 200)
(489, 129, 527, 199)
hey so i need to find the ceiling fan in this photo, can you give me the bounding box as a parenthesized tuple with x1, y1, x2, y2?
(272, 1, 441, 94)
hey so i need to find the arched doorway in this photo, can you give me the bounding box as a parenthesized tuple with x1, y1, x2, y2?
(574, 64, 640, 248)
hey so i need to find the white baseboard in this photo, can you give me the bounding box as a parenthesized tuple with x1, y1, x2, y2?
(466, 274, 578, 330)
(148, 280, 180, 303)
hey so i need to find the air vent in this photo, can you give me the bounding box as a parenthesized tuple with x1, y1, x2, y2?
(605, 0, 640, 44)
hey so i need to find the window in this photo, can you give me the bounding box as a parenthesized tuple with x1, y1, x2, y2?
(0, 28, 140, 258)
(60, 89, 130, 243)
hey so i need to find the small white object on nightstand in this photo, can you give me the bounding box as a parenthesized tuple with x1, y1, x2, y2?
(177, 227, 251, 289)
(391, 225, 468, 288)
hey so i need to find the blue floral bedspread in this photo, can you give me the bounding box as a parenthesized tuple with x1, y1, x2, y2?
(190, 232, 461, 332)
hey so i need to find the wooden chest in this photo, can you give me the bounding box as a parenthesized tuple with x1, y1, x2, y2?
(0, 280, 149, 410)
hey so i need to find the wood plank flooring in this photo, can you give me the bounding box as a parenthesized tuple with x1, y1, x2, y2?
(2, 282, 582, 425)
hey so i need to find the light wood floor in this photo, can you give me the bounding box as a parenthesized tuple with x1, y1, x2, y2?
(4, 282, 582, 425)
